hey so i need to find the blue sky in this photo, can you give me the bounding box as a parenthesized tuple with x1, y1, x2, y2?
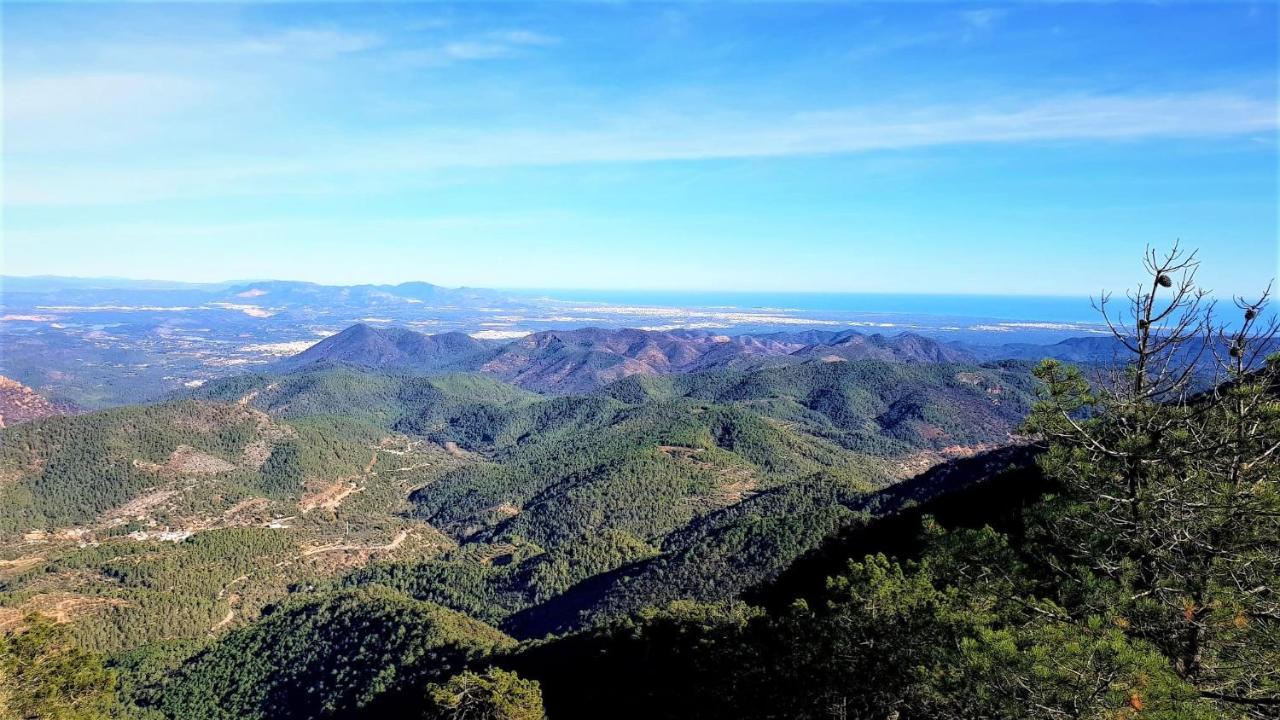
(3, 2, 1277, 297)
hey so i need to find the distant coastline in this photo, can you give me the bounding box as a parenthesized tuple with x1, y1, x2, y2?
(522, 289, 1101, 325)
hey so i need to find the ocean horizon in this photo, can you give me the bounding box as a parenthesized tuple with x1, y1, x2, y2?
(521, 289, 1104, 326)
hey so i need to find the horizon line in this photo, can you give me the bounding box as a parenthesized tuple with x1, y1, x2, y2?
(0, 273, 1119, 301)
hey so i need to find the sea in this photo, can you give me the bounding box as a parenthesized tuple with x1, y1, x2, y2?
(517, 289, 1111, 345)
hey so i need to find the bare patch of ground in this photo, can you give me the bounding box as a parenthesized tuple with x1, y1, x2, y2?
(300, 529, 412, 557)
(0, 555, 44, 575)
(715, 471, 761, 504)
(0, 467, 25, 489)
(889, 443, 1003, 480)
(486, 503, 521, 523)
(440, 441, 473, 458)
(0, 375, 67, 428)
(299, 481, 363, 514)
(916, 423, 949, 441)
(0, 593, 132, 632)
(658, 445, 705, 458)
(106, 489, 178, 522)
(241, 439, 273, 468)
(222, 497, 271, 521)
(659, 445, 760, 506)
(299, 450, 378, 514)
(211, 607, 237, 633)
(167, 445, 238, 474)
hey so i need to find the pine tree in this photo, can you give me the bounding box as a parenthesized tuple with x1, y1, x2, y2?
(1026, 244, 1280, 715)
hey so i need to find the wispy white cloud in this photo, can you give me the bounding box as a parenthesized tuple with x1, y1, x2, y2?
(488, 30, 559, 47)
(229, 29, 383, 58)
(848, 7, 1004, 60)
(4, 72, 216, 153)
(6, 91, 1274, 207)
(959, 8, 1007, 31)
(4, 72, 203, 123)
(440, 41, 517, 60)
(395, 28, 560, 65)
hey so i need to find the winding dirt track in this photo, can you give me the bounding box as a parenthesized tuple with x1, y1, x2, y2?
(298, 529, 410, 557)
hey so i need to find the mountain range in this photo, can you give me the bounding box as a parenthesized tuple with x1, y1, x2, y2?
(283, 324, 980, 393)
(281, 322, 1272, 397)
(3, 310, 1269, 718)
(1, 276, 511, 308)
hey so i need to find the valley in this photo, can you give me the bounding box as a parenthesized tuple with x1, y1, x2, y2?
(0, 332, 1038, 664)
(1, 272, 1275, 720)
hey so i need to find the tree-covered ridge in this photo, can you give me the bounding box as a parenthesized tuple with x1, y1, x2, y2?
(180, 359, 1037, 638)
(599, 358, 1038, 452)
(199, 359, 1037, 458)
(192, 370, 537, 428)
(0, 613, 118, 720)
(0, 401, 378, 534)
(156, 587, 513, 720)
(10, 246, 1274, 720)
(499, 246, 1280, 719)
(281, 323, 996, 394)
(411, 398, 883, 540)
(0, 398, 467, 660)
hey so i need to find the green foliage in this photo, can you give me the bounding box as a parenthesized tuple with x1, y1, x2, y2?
(194, 370, 537, 430)
(157, 588, 513, 720)
(0, 528, 303, 654)
(424, 668, 545, 720)
(0, 402, 252, 532)
(500, 251, 1277, 719)
(106, 639, 207, 718)
(649, 359, 1039, 453)
(0, 615, 119, 720)
(411, 397, 880, 553)
(0, 401, 373, 533)
(511, 474, 866, 636)
(338, 557, 530, 627)
(510, 529, 1217, 720)
(1025, 334, 1280, 710)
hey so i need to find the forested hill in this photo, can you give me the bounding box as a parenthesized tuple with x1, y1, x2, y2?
(11, 324, 1271, 719)
(280, 324, 987, 393)
(167, 359, 1037, 644)
(279, 324, 1274, 398)
(0, 357, 1036, 674)
(0, 400, 381, 535)
(193, 359, 1037, 455)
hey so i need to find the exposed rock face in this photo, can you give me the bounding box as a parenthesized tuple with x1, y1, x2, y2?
(0, 376, 74, 428)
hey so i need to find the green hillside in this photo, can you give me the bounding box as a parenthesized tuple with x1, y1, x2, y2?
(0, 358, 1064, 718)
(168, 361, 1037, 638)
(0, 398, 470, 656)
(157, 587, 512, 720)
(192, 370, 537, 427)
(601, 359, 1039, 453)
(0, 401, 381, 534)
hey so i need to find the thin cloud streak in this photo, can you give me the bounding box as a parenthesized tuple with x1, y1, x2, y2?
(7, 91, 1276, 207)
(5, 72, 204, 122)
(228, 28, 384, 57)
(393, 28, 560, 65)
